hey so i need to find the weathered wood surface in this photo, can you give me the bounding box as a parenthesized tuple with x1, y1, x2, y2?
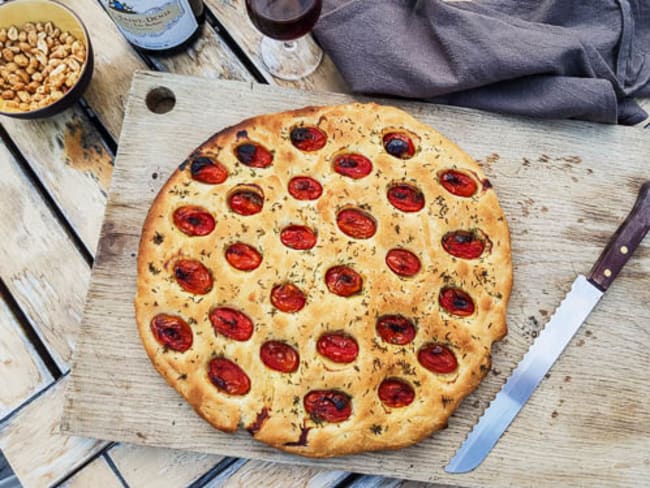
(58, 456, 123, 488)
(0, 288, 52, 420)
(107, 444, 223, 488)
(149, 22, 253, 83)
(63, 72, 650, 486)
(0, 109, 115, 254)
(0, 379, 106, 488)
(214, 460, 349, 488)
(0, 140, 89, 369)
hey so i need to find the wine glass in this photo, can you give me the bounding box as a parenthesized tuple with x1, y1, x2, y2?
(245, 0, 323, 81)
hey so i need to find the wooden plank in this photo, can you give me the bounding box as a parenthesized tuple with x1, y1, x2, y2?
(0, 141, 90, 369)
(58, 456, 124, 488)
(62, 72, 650, 487)
(204, 0, 347, 91)
(107, 444, 223, 488)
(215, 460, 349, 488)
(149, 22, 253, 82)
(0, 378, 105, 488)
(1, 110, 114, 254)
(0, 289, 53, 420)
(0, 143, 109, 487)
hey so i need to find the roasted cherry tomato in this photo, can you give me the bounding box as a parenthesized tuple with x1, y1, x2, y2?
(260, 341, 300, 373)
(189, 156, 228, 184)
(439, 170, 477, 197)
(418, 344, 458, 374)
(376, 314, 416, 345)
(442, 230, 486, 259)
(208, 357, 250, 395)
(317, 333, 358, 363)
(174, 259, 213, 295)
(386, 249, 421, 277)
(225, 242, 262, 271)
(439, 288, 475, 316)
(325, 265, 363, 297)
(150, 314, 193, 352)
(333, 153, 373, 179)
(280, 225, 317, 250)
(235, 142, 273, 168)
(304, 390, 352, 423)
(387, 184, 424, 212)
(228, 186, 264, 216)
(173, 206, 215, 236)
(378, 378, 415, 408)
(290, 127, 327, 151)
(270, 283, 306, 313)
(383, 132, 415, 159)
(336, 208, 376, 239)
(288, 176, 322, 200)
(209, 307, 254, 341)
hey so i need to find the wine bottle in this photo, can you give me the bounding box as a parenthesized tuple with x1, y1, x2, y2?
(102, 0, 204, 54)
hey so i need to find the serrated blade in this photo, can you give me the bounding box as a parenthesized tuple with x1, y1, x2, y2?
(445, 275, 603, 474)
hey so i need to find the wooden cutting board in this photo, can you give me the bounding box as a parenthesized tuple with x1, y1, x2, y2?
(62, 71, 650, 487)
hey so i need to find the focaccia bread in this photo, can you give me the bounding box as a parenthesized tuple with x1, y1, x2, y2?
(135, 103, 512, 458)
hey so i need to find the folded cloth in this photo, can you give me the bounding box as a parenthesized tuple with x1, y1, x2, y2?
(313, 0, 650, 124)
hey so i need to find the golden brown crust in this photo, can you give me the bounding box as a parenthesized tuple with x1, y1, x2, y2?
(135, 103, 512, 457)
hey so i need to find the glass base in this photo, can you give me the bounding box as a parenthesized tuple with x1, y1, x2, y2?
(259, 35, 323, 81)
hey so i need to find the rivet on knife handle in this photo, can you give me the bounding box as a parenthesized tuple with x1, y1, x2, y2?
(588, 181, 650, 291)
(445, 180, 650, 474)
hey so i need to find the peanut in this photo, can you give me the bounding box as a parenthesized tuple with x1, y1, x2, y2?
(2, 48, 14, 62)
(14, 54, 29, 68)
(7, 26, 18, 41)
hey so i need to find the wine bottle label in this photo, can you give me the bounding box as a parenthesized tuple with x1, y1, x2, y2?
(103, 0, 198, 50)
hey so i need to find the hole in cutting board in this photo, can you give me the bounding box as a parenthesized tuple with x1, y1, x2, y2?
(146, 87, 176, 114)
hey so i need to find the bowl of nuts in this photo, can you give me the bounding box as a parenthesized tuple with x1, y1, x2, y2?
(0, 0, 93, 118)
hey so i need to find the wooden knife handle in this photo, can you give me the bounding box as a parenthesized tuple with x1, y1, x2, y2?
(588, 181, 650, 291)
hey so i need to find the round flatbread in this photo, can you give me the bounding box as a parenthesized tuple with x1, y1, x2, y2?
(135, 102, 512, 458)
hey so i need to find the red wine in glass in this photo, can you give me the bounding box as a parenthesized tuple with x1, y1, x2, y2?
(245, 0, 324, 80)
(246, 0, 323, 41)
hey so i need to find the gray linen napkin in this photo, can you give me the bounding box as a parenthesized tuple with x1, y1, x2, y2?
(313, 0, 650, 124)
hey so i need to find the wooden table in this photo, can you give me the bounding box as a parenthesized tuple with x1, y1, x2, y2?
(0, 2, 648, 488)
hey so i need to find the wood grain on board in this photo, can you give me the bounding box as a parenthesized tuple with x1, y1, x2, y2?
(214, 460, 349, 488)
(107, 444, 223, 488)
(0, 379, 105, 488)
(58, 456, 124, 488)
(204, 0, 347, 92)
(62, 72, 650, 487)
(0, 290, 52, 420)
